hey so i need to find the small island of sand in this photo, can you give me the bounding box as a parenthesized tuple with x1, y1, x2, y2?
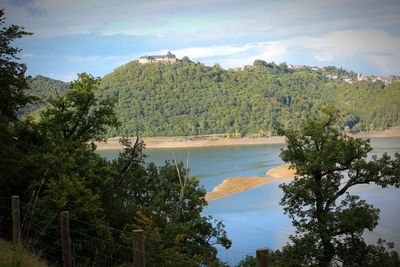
(265, 164, 297, 178)
(205, 164, 297, 201)
(205, 176, 273, 202)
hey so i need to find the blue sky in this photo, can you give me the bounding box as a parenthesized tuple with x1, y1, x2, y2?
(2, 0, 400, 81)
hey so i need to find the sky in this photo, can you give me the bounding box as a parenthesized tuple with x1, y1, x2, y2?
(2, 0, 400, 81)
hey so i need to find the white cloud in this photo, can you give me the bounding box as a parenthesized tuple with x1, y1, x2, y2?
(167, 44, 256, 59)
(154, 42, 288, 68)
(63, 55, 127, 63)
(369, 55, 400, 75)
(172, 42, 286, 67)
(170, 30, 400, 73)
(5, 0, 400, 76)
(308, 30, 400, 59)
(313, 53, 334, 62)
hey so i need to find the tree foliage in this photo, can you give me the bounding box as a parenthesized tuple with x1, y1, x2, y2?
(96, 60, 400, 137)
(25, 59, 400, 138)
(0, 9, 32, 197)
(8, 73, 229, 266)
(276, 108, 400, 266)
(21, 75, 69, 118)
(0, 9, 32, 121)
(0, 11, 231, 264)
(38, 73, 119, 143)
(110, 138, 231, 266)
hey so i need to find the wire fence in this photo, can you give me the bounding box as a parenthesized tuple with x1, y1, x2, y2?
(1, 195, 267, 267)
(0, 195, 350, 267)
(0, 196, 12, 241)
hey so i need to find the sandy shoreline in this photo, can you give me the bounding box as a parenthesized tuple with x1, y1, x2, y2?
(347, 127, 400, 138)
(205, 164, 296, 202)
(95, 136, 286, 150)
(95, 128, 400, 150)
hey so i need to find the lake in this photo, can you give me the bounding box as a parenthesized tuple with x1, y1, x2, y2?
(98, 137, 400, 265)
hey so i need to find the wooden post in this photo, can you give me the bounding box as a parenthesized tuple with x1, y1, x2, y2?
(256, 248, 269, 267)
(60, 211, 72, 267)
(11, 196, 21, 245)
(132, 229, 145, 267)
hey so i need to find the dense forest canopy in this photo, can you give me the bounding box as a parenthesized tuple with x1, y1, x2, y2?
(22, 75, 69, 117)
(27, 58, 400, 137)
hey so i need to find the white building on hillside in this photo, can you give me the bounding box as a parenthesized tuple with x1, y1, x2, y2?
(139, 51, 177, 64)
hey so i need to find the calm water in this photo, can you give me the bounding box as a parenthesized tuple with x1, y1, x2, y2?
(98, 137, 400, 264)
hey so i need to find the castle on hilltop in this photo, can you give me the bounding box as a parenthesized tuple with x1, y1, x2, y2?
(138, 51, 177, 64)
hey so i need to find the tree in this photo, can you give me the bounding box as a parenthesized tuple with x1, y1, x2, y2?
(110, 137, 232, 266)
(0, 10, 230, 265)
(10, 73, 121, 264)
(276, 107, 400, 266)
(38, 73, 119, 144)
(0, 9, 32, 121)
(0, 9, 32, 199)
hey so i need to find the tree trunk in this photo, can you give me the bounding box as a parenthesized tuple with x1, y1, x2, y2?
(314, 174, 335, 267)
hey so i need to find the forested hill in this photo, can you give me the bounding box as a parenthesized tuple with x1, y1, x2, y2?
(28, 59, 400, 137)
(98, 59, 400, 137)
(24, 75, 69, 117)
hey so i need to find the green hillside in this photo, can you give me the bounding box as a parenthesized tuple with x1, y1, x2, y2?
(98, 59, 400, 137)
(22, 75, 69, 118)
(27, 59, 400, 137)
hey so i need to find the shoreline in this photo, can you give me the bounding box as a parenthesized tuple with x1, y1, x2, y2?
(95, 136, 286, 150)
(95, 127, 400, 150)
(347, 127, 400, 138)
(205, 164, 297, 202)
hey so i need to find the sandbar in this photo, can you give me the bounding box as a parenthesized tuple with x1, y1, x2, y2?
(265, 164, 297, 178)
(205, 176, 273, 202)
(205, 164, 296, 202)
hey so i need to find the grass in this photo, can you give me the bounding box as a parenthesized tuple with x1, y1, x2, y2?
(0, 239, 49, 267)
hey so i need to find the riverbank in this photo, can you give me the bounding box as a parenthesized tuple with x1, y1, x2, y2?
(348, 127, 400, 138)
(95, 128, 400, 150)
(95, 136, 286, 150)
(205, 164, 296, 201)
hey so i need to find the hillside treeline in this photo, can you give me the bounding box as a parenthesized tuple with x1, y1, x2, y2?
(28, 59, 400, 137)
(99, 58, 400, 137)
(23, 75, 69, 116)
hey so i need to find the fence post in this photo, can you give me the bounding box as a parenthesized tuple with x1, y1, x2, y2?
(132, 229, 145, 267)
(60, 211, 72, 267)
(256, 248, 269, 267)
(11, 195, 21, 245)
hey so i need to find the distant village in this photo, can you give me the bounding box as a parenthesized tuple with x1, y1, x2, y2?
(138, 52, 399, 85)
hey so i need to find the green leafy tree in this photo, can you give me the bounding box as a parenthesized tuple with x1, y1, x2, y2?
(0, 10, 231, 266)
(21, 75, 69, 118)
(236, 255, 256, 267)
(0, 9, 32, 198)
(111, 138, 232, 266)
(276, 108, 400, 266)
(23, 58, 400, 137)
(38, 73, 119, 144)
(0, 9, 32, 121)
(14, 74, 120, 264)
